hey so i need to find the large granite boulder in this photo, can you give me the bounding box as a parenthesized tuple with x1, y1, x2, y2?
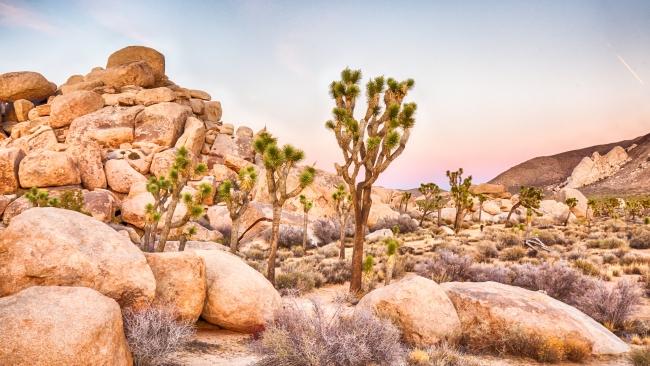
(0, 71, 56, 102)
(67, 105, 143, 147)
(195, 249, 282, 332)
(441, 281, 629, 355)
(0, 286, 132, 366)
(355, 275, 461, 347)
(134, 102, 192, 147)
(0, 207, 156, 308)
(145, 251, 207, 323)
(0, 147, 24, 194)
(105, 158, 147, 193)
(18, 150, 81, 188)
(107, 45, 166, 81)
(49, 90, 104, 128)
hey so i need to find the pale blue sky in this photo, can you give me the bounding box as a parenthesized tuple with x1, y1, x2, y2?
(1, 0, 648, 188)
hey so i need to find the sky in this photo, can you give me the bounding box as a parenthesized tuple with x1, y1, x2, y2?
(1, 0, 649, 189)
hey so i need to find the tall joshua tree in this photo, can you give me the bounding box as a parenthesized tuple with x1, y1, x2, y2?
(476, 193, 487, 223)
(325, 68, 416, 293)
(143, 147, 211, 252)
(506, 186, 544, 226)
(565, 197, 578, 226)
(399, 192, 412, 213)
(332, 184, 352, 259)
(217, 166, 258, 252)
(446, 169, 473, 233)
(415, 182, 443, 226)
(254, 130, 315, 285)
(299, 194, 313, 249)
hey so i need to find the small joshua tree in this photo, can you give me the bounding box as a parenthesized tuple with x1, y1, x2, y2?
(332, 184, 352, 259)
(506, 186, 543, 226)
(325, 68, 417, 293)
(299, 194, 313, 249)
(415, 182, 443, 226)
(362, 254, 375, 292)
(217, 166, 258, 252)
(446, 169, 473, 233)
(399, 192, 412, 213)
(476, 193, 487, 223)
(384, 237, 399, 286)
(587, 198, 596, 228)
(625, 198, 642, 222)
(565, 197, 578, 226)
(24, 187, 86, 213)
(254, 130, 315, 285)
(143, 147, 212, 253)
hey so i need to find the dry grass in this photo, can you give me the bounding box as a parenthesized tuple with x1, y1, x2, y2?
(407, 343, 483, 366)
(630, 346, 650, 366)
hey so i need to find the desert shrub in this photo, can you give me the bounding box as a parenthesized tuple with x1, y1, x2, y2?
(415, 251, 474, 283)
(122, 306, 195, 366)
(572, 259, 601, 277)
(468, 264, 512, 283)
(510, 262, 592, 306)
(407, 343, 483, 366)
(499, 246, 526, 261)
(645, 217, 650, 225)
(630, 346, 650, 366)
(317, 259, 351, 284)
(317, 245, 339, 258)
(630, 229, 650, 249)
(563, 337, 592, 362)
(264, 225, 304, 248)
(312, 219, 354, 244)
(373, 215, 418, 234)
(291, 246, 305, 257)
(476, 241, 499, 262)
(276, 263, 325, 295)
(254, 301, 405, 366)
(587, 237, 627, 249)
(602, 252, 618, 264)
(577, 279, 641, 330)
(496, 232, 521, 249)
(536, 230, 566, 245)
(244, 246, 267, 261)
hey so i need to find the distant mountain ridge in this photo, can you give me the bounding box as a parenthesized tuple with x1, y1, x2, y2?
(489, 132, 650, 196)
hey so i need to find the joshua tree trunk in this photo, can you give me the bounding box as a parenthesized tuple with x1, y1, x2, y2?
(266, 205, 282, 285)
(385, 255, 395, 286)
(506, 202, 521, 225)
(230, 216, 240, 252)
(564, 211, 572, 227)
(478, 204, 483, 222)
(156, 193, 181, 252)
(178, 235, 188, 251)
(453, 207, 464, 233)
(350, 186, 372, 294)
(437, 207, 442, 227)
(302, 211, 309, 249)
(338, 218, 346, 259)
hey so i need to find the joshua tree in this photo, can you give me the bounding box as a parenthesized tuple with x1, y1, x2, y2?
(362, 254, 375, 292)
(254, 130, 315, 285)
(446, 169, 473, 233)
(625, 198, 642, 222)
(506, 186, 543, 226)
(415, 182, 443, 226)
(325, 68, 417, 293)
(25, 187, 85, 213)
(332, 184, 352, 259)
(383, 237, 399, 286)
(399, 192, 412, 213)
(143, 147, 212, 253)
(217, 166, 258, 252)
(564, 197, 578, 226)
(299, 194, 313, 249)
(476, 193, 488, 223)
(604, 197, 620, 219)
(586, 198, 596, 228)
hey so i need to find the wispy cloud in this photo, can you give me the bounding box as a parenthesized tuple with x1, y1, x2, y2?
(0, 1, 58, 34)
(81, 0, 155, 44)
(617, 54, 645, 85)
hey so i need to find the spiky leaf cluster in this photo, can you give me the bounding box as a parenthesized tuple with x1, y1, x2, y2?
(299, 194, 313, 213)
(446, 169, 473, 211)
(518, 186, 544, 210)
(565, 197, 578, 209)
(415, 183, 445, 222)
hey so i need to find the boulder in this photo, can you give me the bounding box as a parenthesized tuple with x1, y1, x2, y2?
(60, 79, 104, 94)
(0, 286, 132, 366)
(107, 45, 166, 81)
(18, 150, 81, 188)
(189, 98, 205, 114)
(209, 133, 236, 158)
(70, 139, 107, 190)
(0, 71, 56, 102)
(203, 100, 222, 122)
(189, 89, 211, 100)
(558, 187, 588, 218)
(0, 194, 12, 217)
(87, 61, 156, 89)
(175, 116, 206, 156)
(145, 251, 207, 322)
(367, 202, 400, 229)
(538, 199, 570, 223)
(83, 189, 119, 222)
(13, 99, 33, 122)
(121, 182, 189, 229)
(0, 147, 24, 193)
(0, 207, 156, 308)
(67, 105, 143, 147)
(195, 249, 282, 332)
(1, 196, 31, 224)
(105, 159, 147, 193)
(469, 183, 506, 196)
(7, 124, 58, 153)
(481, 200, 501, 215)
(134, 102, 192, 147)
(135, 87, 176, 106)
(49, 90, 104, 128)
(441, 281, 629, 355)
(365, 228, 393, 243)
(150, 148, 179, 177)
(102, 91, 137, 106)
(355, 275, 461, 347)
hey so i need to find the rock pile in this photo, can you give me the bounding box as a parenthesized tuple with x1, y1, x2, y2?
(564, 146, 630, 189)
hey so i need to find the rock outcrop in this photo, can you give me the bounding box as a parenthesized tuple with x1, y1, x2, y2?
(0, 207, 156, 308)
(0, 71, 56, 102)
(565, 146, 630, 188)
(441, 281, 629, 355)
(0, 286, 132, 366)
(195, 249, 282, 332)
(356, 275, 461, 347)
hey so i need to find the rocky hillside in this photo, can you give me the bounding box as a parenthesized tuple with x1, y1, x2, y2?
(490, 132, 650, 196)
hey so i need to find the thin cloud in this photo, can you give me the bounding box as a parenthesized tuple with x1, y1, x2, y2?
(617, 54, 645, 85)
(0, 1, 58, 34)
